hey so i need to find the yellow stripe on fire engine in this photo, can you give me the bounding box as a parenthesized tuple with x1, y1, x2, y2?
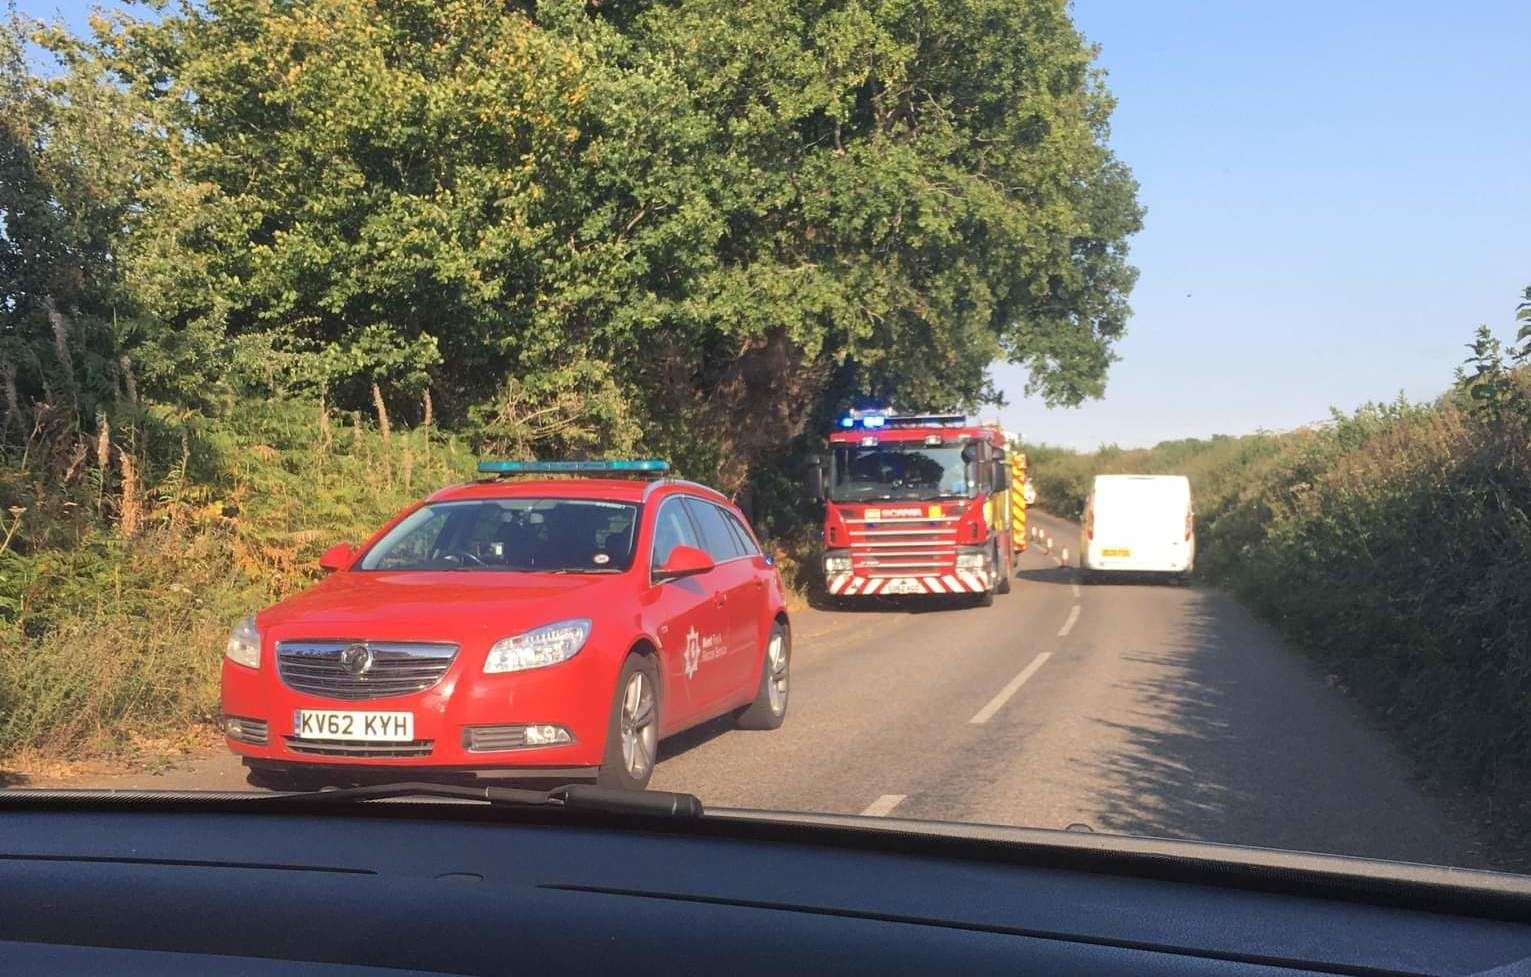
(1010, 452, 1027, 551)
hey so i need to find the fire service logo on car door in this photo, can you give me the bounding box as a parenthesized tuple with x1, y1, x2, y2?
(681, 627, 726, 680)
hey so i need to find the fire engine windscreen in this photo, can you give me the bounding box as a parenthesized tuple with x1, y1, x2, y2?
(358, 499, 640, 572)
(829, 443, 978, 502)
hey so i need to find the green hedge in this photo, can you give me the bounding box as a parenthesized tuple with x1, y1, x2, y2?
(1028, 398, 1531, 800)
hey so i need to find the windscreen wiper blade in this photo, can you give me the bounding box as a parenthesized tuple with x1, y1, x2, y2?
(247, 781, 704, 818)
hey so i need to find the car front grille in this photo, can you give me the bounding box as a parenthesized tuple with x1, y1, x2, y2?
(283, 737, 434, 758)
(276, 640, 458, 701)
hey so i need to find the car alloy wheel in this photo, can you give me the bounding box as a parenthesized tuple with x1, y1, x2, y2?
(619, 668, 658, 781)
(765, 631, 789, 715)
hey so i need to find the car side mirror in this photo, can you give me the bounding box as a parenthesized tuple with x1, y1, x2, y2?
(319, 542, 355, 572)
(656, 544, 714, 581)
(803, 455, 825, 503)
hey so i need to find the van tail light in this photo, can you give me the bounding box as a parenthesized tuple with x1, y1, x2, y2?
(1186, 511, 1194, 541)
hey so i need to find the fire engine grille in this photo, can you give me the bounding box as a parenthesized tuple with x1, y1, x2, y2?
(845, 516, 960, 576)
(276, 641, 458, 700)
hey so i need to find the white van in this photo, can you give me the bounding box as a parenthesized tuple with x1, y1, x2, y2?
(1080, 475, 1194, 581)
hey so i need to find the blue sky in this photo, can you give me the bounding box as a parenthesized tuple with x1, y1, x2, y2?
(992, 0, 1531, 448)
(20, 1, 1531, 450)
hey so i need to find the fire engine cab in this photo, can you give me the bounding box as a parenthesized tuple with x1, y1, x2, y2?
(808, 409, 1015, 604)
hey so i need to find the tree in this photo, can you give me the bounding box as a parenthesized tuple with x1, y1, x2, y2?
(30, 0, 1140, 492)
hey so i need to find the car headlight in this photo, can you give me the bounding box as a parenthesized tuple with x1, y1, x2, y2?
(485, 619, 591, 674)
(224, 615, 262, 669)
(956, 550, 990, 571)
(823, 553, 852, 573)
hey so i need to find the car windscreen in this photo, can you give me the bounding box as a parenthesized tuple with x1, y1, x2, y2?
(829, 443, 974, 502)
(357, 499, 640, 573)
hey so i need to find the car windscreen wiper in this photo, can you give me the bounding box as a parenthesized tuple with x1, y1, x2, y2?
(245, 781, 704, 817)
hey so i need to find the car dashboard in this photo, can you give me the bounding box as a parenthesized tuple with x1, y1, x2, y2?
(2, 793, 1530, 976)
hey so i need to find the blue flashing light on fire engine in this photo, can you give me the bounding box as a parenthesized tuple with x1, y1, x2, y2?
(838, 406, 894, 430)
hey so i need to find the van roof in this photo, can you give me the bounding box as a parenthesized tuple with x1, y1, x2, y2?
(1093, 474, 1190, 484)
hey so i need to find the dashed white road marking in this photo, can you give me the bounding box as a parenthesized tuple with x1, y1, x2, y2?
(861, 794, 907, 817)
(1072, 581, 1082, 597)
(969, 652, 1053, 725)
(1057, 604, 1081, 637)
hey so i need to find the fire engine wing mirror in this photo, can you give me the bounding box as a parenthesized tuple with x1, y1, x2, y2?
(994, 466, 1011, 492)
(319, 542, 355, 572)
(656, 545, 714, 581)
(803, 455, 825, 503)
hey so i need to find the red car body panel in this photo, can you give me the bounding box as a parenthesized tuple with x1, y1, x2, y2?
(220, 478, 788, 775)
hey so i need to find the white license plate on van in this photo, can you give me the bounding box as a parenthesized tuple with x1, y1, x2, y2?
(293, 710, 413, 742)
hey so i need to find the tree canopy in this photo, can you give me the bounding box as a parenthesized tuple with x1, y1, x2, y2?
(3, 0, 1140, 489)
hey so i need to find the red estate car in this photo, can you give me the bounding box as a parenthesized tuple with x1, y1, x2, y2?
(219, 461, 791, 790)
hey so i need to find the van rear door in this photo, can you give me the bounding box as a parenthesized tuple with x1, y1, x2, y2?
(1087, 476, 1193, 572)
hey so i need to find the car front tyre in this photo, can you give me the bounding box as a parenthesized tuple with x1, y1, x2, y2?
(736, 622, 790, 730)
(598, 653, 661, 790)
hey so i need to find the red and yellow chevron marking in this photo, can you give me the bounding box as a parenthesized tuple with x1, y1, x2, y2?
(1010, 452, 1028, 552)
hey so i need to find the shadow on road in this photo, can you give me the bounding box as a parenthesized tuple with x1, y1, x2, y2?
(1011, 564, 1075, 586)
(1070, 589, 1472, 865)
(659, 712, 737, 763)
(805, 593, 991, 616)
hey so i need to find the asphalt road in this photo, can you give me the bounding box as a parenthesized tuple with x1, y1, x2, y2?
(31, 511, 1480, 867)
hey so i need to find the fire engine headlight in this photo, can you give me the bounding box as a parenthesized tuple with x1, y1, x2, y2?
(224, 615, 262, 670)
(955, 549, 990, 571)
(823, 553, 852, 574)
(485, 619, 591, 674)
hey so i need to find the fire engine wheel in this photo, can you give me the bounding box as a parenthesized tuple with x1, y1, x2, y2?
(736, 622, 790, 730)
(598, 653, 660, 790)
(995, 545, 1012, 595)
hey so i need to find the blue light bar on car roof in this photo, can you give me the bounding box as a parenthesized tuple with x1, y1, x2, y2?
(477, 459, 670, 474)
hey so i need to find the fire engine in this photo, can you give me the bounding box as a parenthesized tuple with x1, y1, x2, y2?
(808, 409, 1018, 604)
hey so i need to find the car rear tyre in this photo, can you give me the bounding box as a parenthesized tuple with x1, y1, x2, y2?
(598, 654, 661, 790)
(736, 622, 790, 730)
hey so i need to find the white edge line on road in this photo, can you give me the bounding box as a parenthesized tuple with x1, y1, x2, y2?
(861, 794, 907, 817)
(968, 652, 1053, 725)
(1057, 604, 1081, 637)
